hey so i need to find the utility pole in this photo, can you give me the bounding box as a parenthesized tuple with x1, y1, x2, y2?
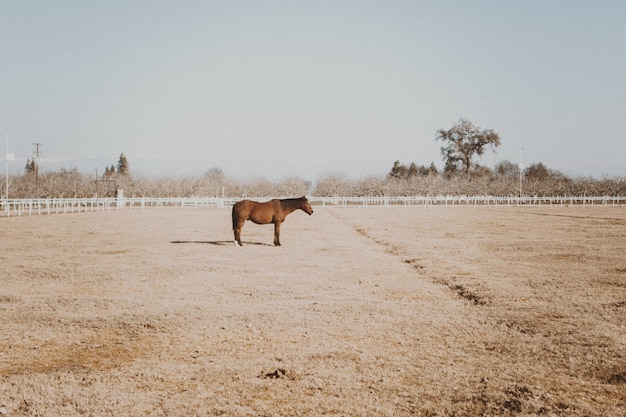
(5, 134, 15, 199)
(519, 147, 524, 200)
(4, 135, 7, 200)
(33, 143, 42, 198)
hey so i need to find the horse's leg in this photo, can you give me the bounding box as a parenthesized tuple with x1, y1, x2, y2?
(233, 226, 243, 246)
(273, 221, 282, 246)
(232, 216, 244, 246)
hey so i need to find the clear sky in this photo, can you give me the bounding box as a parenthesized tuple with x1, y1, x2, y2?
(1, 0, 625, 180)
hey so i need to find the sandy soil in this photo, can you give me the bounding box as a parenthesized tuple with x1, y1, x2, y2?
(1, 205, 625, 416)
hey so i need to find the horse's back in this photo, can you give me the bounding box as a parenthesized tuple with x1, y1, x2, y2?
(233, 199, 251, 211)
(233, 199, 277, 225)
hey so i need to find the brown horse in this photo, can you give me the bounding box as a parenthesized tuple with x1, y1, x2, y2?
(232, 196, 313, 246)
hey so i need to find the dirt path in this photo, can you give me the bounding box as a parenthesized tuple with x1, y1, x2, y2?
(1, 206, 624, 416)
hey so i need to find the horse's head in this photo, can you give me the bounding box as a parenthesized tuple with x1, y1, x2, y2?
(300, 196, 314, 215)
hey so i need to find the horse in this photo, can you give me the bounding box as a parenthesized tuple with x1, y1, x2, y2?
(232, 196, 314, 246)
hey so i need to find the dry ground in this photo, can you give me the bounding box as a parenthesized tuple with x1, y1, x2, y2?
(1, 205, 625, 416)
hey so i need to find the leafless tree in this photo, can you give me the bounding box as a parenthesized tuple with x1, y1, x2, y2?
(279, 176, 309, 197)
(436, 119, 501, 178)
(313, 174, 354, 197)
(204, 167, 226, 197)
(495, 160, 519, 178)
(354, 176, 389, 196)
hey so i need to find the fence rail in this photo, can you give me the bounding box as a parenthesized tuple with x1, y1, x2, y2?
(318, 195, 626, 207)
(2, 195, 625, 217)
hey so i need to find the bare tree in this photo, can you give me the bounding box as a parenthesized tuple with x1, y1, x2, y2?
(495, 160, 519, 178)
(354, 175, 389, 196)
(204, 167, 226, 197)
(313, 174, 353, 197)
(279, 176, 309, 197)
(436, 119, 501, 178)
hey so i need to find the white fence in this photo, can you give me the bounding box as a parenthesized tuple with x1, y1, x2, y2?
(0, 196, 227, 217)
(2, 195, 625, 217)
(319, 195, 626, 207)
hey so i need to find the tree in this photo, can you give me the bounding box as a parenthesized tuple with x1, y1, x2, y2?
(279, 176, 309, 197)
(389, 161, 409, 179)
(204, 167, 226, 197)
(419, 163, 438, 176)
(25, 158, 36, 175)
(495, 160, 519, 178)
(389, 160, 439, 179)
(116, 153, 129, 176)
(204, 167, 225, 181)
(525, 162, 551, 180)
(313, 173, 353, 196)
(435, 119, 501, 178)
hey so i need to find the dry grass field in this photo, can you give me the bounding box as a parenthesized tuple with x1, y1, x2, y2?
(1, 205, 625, 416)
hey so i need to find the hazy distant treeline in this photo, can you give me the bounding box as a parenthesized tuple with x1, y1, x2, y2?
(2, 164, 624, 199)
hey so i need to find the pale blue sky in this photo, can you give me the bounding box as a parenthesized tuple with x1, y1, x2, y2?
(1, 1, 624, 180)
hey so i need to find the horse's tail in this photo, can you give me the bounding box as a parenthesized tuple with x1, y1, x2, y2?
(231, 204, 237, 230)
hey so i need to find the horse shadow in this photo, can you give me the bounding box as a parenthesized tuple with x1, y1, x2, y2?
(170, 240, 272, 246)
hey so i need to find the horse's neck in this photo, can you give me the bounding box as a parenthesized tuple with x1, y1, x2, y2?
(281, 199, 302, 214)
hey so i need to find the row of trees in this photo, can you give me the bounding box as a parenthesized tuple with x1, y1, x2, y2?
(2, 119, 624, 198)
(2, 162, 624, 199)
(315, 169, 624, 197)
(389, 159, 569, 182)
